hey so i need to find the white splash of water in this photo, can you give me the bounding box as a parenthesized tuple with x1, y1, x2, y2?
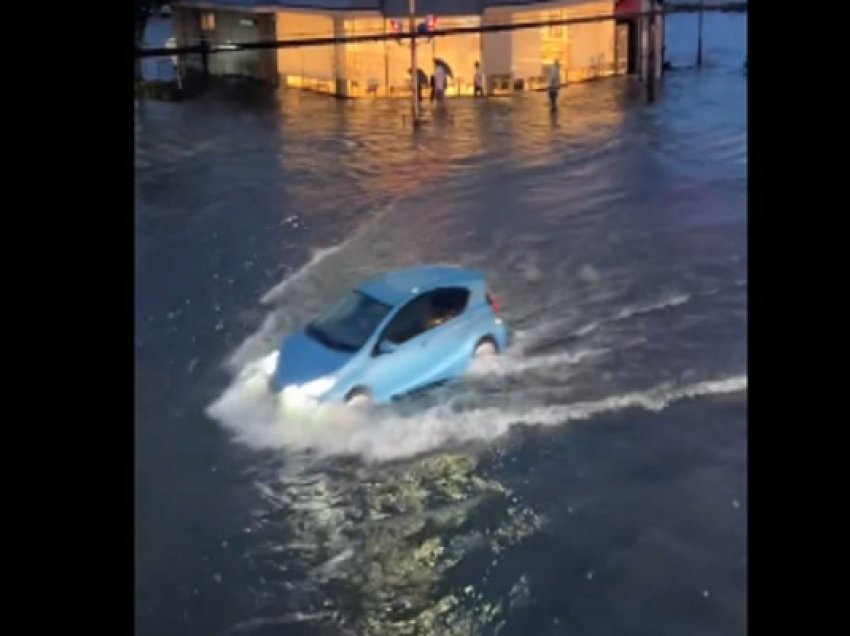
(227, 203, 423, 371)
(513, 291, 692, 355)
(260, 245, 346, 306)
(612, 294, 691, 321)
(467, 347, 609, 377)
(207, 359, 746, 463)
(573, 321, 600, 337)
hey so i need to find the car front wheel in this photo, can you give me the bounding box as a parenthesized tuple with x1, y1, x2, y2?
(345, 389, 372, 408)
(473, 338, 498, 358)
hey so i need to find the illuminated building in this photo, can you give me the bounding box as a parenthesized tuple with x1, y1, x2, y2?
(172, 1, 662, 97)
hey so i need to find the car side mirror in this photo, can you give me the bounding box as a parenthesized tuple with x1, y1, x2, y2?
(377, 339, 397, 355)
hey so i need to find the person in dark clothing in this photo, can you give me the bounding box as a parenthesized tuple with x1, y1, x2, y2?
(548, 61, 560, 112)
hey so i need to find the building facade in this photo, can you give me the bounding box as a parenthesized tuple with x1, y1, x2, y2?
(172, 0, 661, 97)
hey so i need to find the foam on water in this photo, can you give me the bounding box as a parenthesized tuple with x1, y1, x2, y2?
(509, 291, 694, 354)
(260, 245, 346, 307)
(207, 348, 746, 463)
(612, 293, 692, 321)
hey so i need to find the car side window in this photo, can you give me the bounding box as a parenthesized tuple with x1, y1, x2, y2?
(383, 294, 432, 345)
(428, 288, 470, 327)
(383, 287, 470, 346)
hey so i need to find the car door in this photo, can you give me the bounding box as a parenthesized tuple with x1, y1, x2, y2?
(361, 292, 438, 400)
(412, 287, 474, 387)
(362, 288, 474, 400)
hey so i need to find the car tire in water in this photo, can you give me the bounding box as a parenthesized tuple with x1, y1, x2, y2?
(345, 389, 372, 408)
(473, 338, 498, 358)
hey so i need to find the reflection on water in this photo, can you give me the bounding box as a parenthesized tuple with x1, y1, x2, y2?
(236, 453, 541, 634)
(135, 13, 746, 636)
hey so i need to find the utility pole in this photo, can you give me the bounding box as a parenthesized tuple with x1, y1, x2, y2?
(647, 0, 656, 102)
(409, 0, 420, 125)
(697, 0, 704, 67)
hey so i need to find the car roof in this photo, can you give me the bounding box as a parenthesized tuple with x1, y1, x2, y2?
(358, 265, 485, 306)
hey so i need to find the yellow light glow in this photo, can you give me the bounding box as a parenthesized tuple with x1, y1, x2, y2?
(271, 2, 620, 99)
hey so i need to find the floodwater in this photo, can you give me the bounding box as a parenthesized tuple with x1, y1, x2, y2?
(135, 12, 747, 636)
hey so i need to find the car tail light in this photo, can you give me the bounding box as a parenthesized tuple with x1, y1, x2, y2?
(487, 292, 501, 314)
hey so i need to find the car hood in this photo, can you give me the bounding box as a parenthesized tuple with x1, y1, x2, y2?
(271, 329, 355, 391)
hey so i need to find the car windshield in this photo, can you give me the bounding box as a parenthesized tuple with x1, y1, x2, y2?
(306, 291, 392, 352)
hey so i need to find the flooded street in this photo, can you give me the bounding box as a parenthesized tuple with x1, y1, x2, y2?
(135, 12, 746, 636)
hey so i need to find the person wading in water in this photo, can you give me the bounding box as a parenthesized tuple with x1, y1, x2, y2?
(548, 60, 561, 112)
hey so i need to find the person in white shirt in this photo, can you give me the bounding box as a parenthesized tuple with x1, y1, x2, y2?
(434, 63, 447, 101)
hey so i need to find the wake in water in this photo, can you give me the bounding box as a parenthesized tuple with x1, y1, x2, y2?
(207, 341, 746, 463)
(208, 195, 747, 464)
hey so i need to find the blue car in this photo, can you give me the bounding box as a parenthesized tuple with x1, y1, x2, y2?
(269, 265, 507, 406)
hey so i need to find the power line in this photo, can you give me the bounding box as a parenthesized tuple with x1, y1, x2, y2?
(135, 3, 747, 58)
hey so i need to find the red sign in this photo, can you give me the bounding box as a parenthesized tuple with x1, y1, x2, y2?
(389, 19, 401, 33)
(615, 0, 641, 15)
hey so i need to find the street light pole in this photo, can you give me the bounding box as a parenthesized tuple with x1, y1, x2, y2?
(647, 0, 656, 102)
(697, 0, 704, 67)
(409, 0, 420, 125)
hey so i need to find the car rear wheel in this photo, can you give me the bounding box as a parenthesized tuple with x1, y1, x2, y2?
(474, 338, 498, 358)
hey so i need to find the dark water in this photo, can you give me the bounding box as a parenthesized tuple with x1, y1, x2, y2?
(135, 13, 747, 636)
